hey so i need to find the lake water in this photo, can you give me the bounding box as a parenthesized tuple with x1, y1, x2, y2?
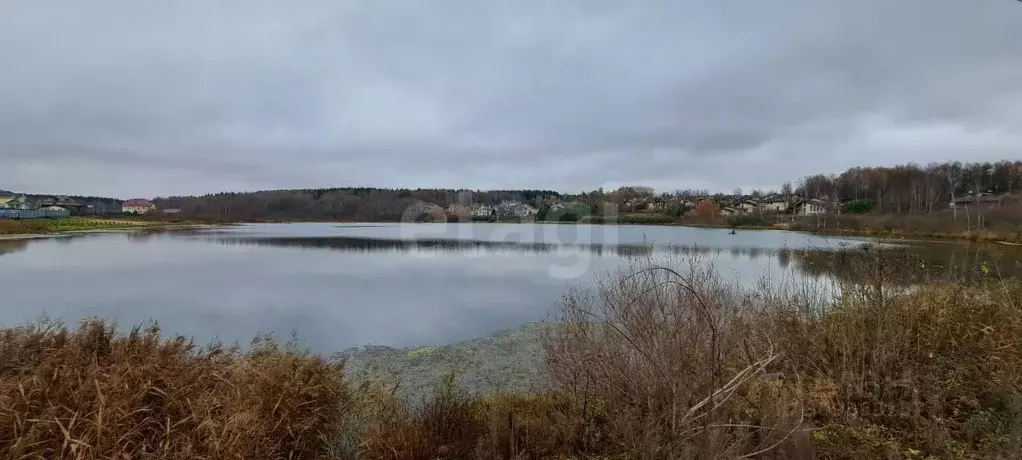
(0, 223, 1017, 352)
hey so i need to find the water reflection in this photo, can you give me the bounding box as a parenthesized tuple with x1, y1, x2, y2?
(0, 224, 1018, 352)
(209, 235, 1021, 284)
(210, 235, 824, 260)
(0, 240, 28, 256)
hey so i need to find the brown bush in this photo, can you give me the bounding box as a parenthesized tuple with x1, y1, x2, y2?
(356, 375, 578, 460)
(358, 373, 484, 460)
(545, 259, 807, 459)
(0, 319, 349, 459)
(543, 253, 1022, 459)
(469, 393, 579, 460)
(757, 263, 1022, 458)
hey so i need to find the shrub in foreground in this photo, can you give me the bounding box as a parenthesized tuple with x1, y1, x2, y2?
(543, 254, 1022, 459)
(761, 278, 1022, 458)
(353, 375, 581, 460)
(546, 260, 808, 459)
(0, 319, 348, 459)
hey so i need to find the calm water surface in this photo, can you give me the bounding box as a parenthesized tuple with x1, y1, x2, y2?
(0, 223, 1016, 351)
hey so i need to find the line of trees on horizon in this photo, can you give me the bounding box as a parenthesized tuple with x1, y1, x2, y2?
(146, 160, 1019, 221)
(794, 160, 1022, 214)
(9, 160, 1017, 221)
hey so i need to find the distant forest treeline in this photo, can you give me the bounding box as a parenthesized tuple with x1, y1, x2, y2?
(9, 160, 1020, 220)
(794, 160, 1022, 214)
(153, 188, 563, 221)
(145, 160, 1022, 221)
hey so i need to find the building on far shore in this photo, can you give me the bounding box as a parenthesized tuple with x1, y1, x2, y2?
(0, 195, 33, 210)
(471, 205, 495, 218)
(760, 196, 789, 213)
(792, 198, 841, 216)
(719, 206, 741, 217)
(39, 196, 88, 215)
(122, 199, 156, 214)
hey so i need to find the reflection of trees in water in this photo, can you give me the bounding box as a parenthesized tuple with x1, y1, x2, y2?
(0, 230, 193, 258)
(209, 237, 835, 274)
(212, 236, 797, 260)
(0, 240, 29, 257)
(214, 237, 565, 253)
(212, 236, 1021, 285)
(785, 244, 1022, 285)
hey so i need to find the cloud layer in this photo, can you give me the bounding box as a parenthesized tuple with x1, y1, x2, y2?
(1, 0, 1020, 197)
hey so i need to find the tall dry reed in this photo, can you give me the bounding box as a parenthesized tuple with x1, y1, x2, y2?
(0, 319, 349, 459)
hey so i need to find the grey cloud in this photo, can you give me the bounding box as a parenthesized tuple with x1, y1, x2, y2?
(0, 0, 1019, 197)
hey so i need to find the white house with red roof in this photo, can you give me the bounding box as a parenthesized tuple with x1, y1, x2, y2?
(122, 198, 156, 214)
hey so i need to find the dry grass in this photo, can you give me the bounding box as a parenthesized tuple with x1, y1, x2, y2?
(349, 376, 578, 460)
(537, 252, 1022, 459)
(1, 251, 1020, 459)
(544, 260, 809, 459)
(0, 319, 349, 459)
(785, 206, 1022, 243)
(758, 268, 1022, 458)
(0, 220, 50, 235)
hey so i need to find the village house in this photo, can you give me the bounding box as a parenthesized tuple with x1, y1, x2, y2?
(516, 204, 539, 218)
(792, 198, 840, 216)
(646, 198, 672, 212)
(719, 206, 741, 217)
(0, 195, 33, 210)
(39, 196, 88, 215)
(760, 196, 789, 213)
(122, 198, 156, 214)
(496, 201, 538, 218)
(735, 199, 759, 214)
(471, 205, 495, 218)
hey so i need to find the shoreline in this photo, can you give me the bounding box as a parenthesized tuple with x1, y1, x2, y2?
(0, 221, 225, 240)
(674, 222, 1021, 244)
(345, 218, 1021, 245)
(7, 217, 1012, 246)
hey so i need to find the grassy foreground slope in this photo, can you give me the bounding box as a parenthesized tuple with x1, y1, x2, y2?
(1, 253, 1020, 459)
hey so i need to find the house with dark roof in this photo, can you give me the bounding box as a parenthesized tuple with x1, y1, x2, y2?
(39, 196, 88, 214)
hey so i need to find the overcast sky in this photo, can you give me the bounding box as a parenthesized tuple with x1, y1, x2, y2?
(1, 0, 1020, 198)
